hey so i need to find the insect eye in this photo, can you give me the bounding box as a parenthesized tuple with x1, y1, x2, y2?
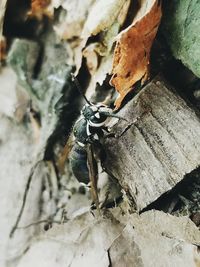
(90, 115, 95, 121)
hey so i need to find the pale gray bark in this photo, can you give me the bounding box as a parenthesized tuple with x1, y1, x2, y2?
(104, 77, 200, 210)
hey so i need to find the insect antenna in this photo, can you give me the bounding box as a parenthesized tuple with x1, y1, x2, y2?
(71, 73, 91, 105)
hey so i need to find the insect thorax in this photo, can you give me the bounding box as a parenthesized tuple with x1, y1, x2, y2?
(73, 103, 112, 146)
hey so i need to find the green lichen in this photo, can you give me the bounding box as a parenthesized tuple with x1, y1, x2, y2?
(163, 0, 200, 77)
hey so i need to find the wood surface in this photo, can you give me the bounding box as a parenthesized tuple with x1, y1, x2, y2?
(104, 76, 200, 210)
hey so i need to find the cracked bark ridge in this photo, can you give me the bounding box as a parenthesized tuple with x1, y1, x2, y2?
(104, 76, 200, 210)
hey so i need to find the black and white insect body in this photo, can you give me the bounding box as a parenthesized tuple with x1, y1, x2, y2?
(69, 102, 113, 185)
(68, 74, 127, 208)
(82, 103, 111, 128)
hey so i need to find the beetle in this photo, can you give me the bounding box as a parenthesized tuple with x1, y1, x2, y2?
(59, 74, 126, 209)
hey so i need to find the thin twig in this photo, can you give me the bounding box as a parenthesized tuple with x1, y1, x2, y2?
(9, 161, 41, 237)
(17, 219, 65, 230)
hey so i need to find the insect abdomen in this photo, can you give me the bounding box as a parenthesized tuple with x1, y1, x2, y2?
(69, 143, 89, 184)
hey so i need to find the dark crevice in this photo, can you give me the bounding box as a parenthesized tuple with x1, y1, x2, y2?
(151, 32, 200, 116)
(107, 248, 112, 267)
(52, 158, 62, 191)
(140, 167, 200, 226)
(150, 30, 200, 124)
(118, 80, 144, 110)
(32, 42, 44, 79)
(43, 78, 81, 160)
(122, 0, 140, 31)
(3, 0, 48, 39)
(102, 196, 123, 209)
(43, 62, 91, 161)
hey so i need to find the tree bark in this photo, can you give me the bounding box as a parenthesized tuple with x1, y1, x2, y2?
(104, 76, 200, 209)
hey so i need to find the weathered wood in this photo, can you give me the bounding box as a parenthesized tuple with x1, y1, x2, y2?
(104, 76, 200, 210)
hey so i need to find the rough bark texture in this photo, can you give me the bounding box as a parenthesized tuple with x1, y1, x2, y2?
(1, 1, 200, 267)
(104, 77, 200, 209)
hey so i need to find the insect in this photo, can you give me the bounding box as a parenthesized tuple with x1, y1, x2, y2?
(9, 76, 123, 238)
(59, 74, 126, 209)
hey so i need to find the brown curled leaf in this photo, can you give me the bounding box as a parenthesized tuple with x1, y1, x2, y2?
(82, 43, 100, 75)
(0, 37, 6, 62)
(28, 0, 52, 20)
(110, 0, 162, 109)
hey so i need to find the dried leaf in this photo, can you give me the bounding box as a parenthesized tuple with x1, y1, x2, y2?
(0, 37, 6, 62)
(53, 0, 96, 77)
(15, 210, 200, 267)
(75, 0, 130, 76)
(82, 0, 129, 37)
(82, 21, 121, 76)
(82, 43, 100, 75)
(110, 0, 162, 108)
(53, 0, 95, 40)
(83, 1, 130, 97)
(28, 0, 52, 19)
(86, 54, 113, 100)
